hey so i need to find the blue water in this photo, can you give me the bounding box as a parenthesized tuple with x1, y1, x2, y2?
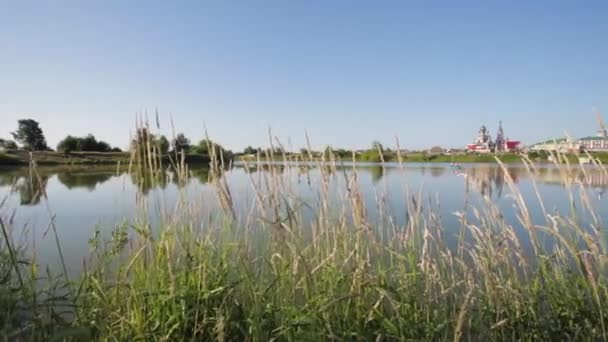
(1, 163, 606, 277)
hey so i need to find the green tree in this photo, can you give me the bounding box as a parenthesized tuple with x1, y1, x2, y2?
(334, 148, 350, 158)
(172, 133, 191, 154)
(57, 135, 81, 152)
(57, 134, 112, 152)
(0, 138, 18, 150)
(11, 119, 49, 151)
(158, 135, 170, 154)
(243, 146, 257, 155)
(193, 139, 226, 156)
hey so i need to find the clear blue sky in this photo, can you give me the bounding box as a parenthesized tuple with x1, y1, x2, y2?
(1, 1, 607, 151)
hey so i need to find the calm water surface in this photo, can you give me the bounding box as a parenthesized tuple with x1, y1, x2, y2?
(1, 163, 607, 276)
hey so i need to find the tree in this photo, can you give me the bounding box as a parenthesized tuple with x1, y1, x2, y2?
(158, 135, 170, 154)
(80, 134, 98, 151)
(57, 135, 81, 153)
(11, 119, 49, 151)
(243, 146, 258, 155)
(57, 134, 112, 152)
(0, 138, 18, 150)
(193, 139, 224, 156)
(172, 133, 191, 154)
(371, 141, 384, 153)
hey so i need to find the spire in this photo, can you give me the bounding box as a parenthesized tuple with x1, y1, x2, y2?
(495, 120, 505, 151)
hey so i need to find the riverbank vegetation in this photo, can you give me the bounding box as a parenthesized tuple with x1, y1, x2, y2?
(4, 118, 608, 167)
(0, 118, 233, 166)
(1, 128, 608, 340)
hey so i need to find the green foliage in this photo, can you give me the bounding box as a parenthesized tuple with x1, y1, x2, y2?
(57, 134, 113, 152)
(193, 139, 231, 159)
(243, 146, 258, 155)
(359, 149, 383, 162)
(56, 135, 80, 153)
(0, 139, 18, 150)
(158, 135, 170, 154)
(586, 152, 608, 164)
(172, 133, 191, 154)
(11, 119, 49, 151)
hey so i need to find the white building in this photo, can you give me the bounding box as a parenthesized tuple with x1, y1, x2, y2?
(530, 139, 581, 153)
(579, 132, 608, 151)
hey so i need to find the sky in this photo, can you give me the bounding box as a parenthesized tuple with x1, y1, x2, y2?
(1, 1, 607, 151)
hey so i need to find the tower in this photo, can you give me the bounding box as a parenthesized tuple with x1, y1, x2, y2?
(495, 121, 505, 152)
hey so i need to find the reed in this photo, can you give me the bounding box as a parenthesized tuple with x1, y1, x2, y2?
(1, 123, 607, 340)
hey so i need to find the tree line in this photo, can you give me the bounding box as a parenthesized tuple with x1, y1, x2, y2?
(0, 119, 231, 157)
(1, 118, 399, 160)
(130, 128, 231, 157)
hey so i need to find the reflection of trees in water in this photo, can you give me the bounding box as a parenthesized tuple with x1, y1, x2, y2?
(189, 168, 210, 185)
(131, 169, 169, 195)
(57, 173, 114, 191)
(238, 164, 287, 175)
(129, 167, 212, 194)
(13, 175, 48, 205)
(369, 165, 384, 183)
(429, 167, 446, 178)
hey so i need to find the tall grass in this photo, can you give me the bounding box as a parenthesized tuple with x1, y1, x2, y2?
(1, 120, 608, 340)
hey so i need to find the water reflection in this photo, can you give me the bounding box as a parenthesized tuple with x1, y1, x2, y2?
(2, 163, 608, 279)
(57, 172, 114, 191)
(130, 169, 169, 194)
(461, 165, 510, 199)
(457, 165, 608, 199)
(189, 168, 210, 184)
(428, 166, 447, 178)
(14, 175, 48, 205)
(370, 165, 384, 183)
(0, 170, 48, 205)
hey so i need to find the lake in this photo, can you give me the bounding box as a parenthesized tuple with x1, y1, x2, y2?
(1, 162, 607, 278)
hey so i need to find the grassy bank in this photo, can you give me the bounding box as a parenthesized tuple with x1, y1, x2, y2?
(240, 151, 608, 164)
(2, 142, 608, 340)
(0, 150, 214, 166)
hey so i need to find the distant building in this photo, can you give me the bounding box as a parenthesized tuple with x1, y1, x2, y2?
(530, 138, 581, 153)
(467, 125, 493, 153)
(467, 121, 520, 153)
(531, 131, 607, 153)
(579, 132, 608, 151)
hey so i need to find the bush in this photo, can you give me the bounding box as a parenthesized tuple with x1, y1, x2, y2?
(57, 134, 113, 153)
(359, 150, 383, 162)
